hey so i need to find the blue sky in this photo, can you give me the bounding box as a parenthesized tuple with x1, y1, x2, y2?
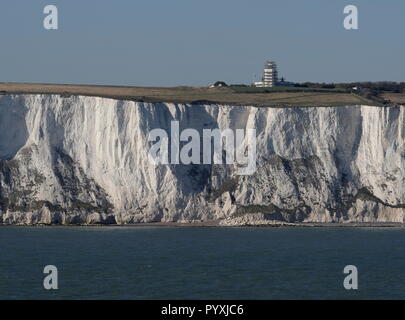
(0, 0, 403, 86)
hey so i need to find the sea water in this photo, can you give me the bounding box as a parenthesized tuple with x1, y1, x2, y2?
(0, 226, 404, 299)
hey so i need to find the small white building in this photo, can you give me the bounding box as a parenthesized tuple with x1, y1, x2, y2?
(253, 81, 264, 87)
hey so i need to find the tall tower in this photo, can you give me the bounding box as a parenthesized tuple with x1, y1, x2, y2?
(263, 60, 278, 87)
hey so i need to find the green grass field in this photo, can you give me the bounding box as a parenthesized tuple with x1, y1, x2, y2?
(0, 82, 384, 107)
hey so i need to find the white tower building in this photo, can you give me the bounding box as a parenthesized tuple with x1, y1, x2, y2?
(263, 60, 278, 87)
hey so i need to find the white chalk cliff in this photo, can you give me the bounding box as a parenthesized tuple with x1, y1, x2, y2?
(0, 94, 404, 225)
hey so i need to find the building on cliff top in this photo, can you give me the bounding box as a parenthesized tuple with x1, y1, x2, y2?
(254, 60, 278, 88)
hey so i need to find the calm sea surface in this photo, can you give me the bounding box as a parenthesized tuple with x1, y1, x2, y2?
(0, 226, 404, 299)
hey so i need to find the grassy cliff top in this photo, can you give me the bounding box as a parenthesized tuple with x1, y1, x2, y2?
(0, 82, 390, 107)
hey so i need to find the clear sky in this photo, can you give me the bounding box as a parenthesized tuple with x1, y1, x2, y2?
(0, 0, 404, 86)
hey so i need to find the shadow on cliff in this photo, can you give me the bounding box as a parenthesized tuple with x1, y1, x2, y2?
(143, 103, 221, 195)
(0, 95, 29, 160)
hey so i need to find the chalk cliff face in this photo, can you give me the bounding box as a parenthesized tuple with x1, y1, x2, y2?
(0, 94, 404, 225)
